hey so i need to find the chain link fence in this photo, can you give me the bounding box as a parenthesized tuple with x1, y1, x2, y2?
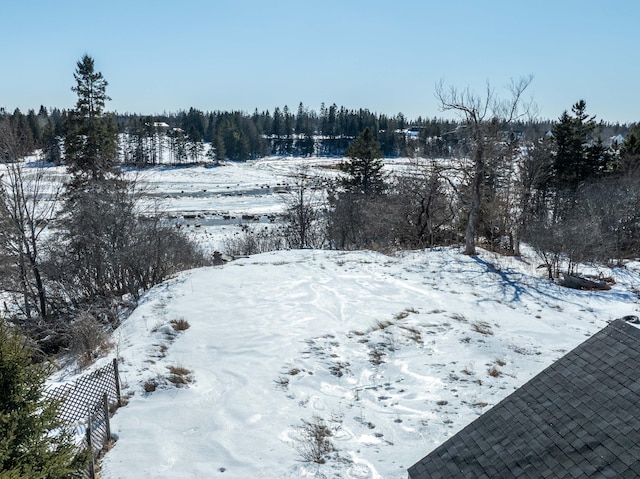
(47, 358, 122, 478)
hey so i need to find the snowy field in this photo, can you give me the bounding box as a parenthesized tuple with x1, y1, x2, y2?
(125, 155, 415, 254)
(44, 157, 640, 478)
(128, 157, 346, 254)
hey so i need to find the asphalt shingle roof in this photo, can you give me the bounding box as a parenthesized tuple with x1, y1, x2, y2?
(408, 318, 640, 479)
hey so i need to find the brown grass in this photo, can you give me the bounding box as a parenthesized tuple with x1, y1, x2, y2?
(471, 321, 493, 335)
(167, 365, 193, 385)
(371, 320, 394, 331)
(399, 325, 423, 344)
(144, 379, 158, 393)
(170, 318, 191, 331)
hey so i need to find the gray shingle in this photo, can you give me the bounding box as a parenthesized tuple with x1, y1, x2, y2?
(408, 319, 640, 478)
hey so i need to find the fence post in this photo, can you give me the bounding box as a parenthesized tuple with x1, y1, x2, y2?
(103, 393, 112, 441)
(87, 409, 96, 479)
(112, 358, 122, 407)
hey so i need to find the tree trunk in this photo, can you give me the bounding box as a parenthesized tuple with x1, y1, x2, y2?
(464, 146, 484, 255)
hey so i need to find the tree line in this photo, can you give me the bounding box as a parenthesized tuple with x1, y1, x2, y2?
(5, 99, 633, 166)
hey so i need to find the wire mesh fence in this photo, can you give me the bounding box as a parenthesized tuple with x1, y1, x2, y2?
(47, 358, 121, 424)
(47, 358, 122, 479)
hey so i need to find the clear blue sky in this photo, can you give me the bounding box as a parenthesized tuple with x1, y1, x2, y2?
(1, 0, 638, 123)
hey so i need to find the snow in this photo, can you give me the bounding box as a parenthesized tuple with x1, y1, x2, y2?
(97, 250, 639, 478)
(128, 157, 345, 254)
(43, 157, 640, 478)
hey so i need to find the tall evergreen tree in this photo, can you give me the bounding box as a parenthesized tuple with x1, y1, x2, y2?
(340, 127, 385, 195)
(64, 54, 118, 179)
(0, 322, 87, 477)
(618, 124, 640, 173)
(552, 100, 609, 189)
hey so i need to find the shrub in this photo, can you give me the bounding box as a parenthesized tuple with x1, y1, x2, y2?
(67, 311, 112, 366)
(0, 322, 89, 476)
(170, 318, 191, 331)
(144, 379, 158, 393)
(222, 224, 285, 256)
(295, 416, 337, 464)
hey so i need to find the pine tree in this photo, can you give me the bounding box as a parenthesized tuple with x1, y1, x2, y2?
(64, 54, 118, 180)
(0, 323, 88, 477)
(617, 124, 640, 173)
(552, 100, 609, 189)
(340, 127, 385, 195)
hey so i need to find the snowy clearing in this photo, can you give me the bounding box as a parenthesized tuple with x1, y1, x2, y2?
(68, 247, 639, 479)
(43, 158, 640, 478)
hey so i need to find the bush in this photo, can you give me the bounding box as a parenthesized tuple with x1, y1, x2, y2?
(222, 224, 285, 256)
(0, 321, 89, 477)
(67, 312, 112, 365)
(295, 416, 337, 464)
(170, 318, 191, 331)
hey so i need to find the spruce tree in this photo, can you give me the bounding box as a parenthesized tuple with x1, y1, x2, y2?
(552, 100, 609, 189)
(64, 54, 118, 180)
(617, 124, 640, 173)
(0, 323, 87, 478)
(341, 127, 385, 195)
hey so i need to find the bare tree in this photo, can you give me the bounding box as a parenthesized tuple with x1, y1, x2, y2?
(511, 136, 554, 256)
(393, 160, 456, 247)
(0, 120, 60, 320)
(435, 76, 534, 255)
(282, 166, 326, 249)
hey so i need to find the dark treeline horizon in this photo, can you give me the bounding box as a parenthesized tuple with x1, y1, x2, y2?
(0, 102, 635, 162)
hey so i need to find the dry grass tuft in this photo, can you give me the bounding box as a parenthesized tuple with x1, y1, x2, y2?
(170, 318, 191, 331)
(488, 366, 502, 377)
(450, 312, 468, 323)
(471, 321, 493, 335)
(371, 319, 394, 331)
(143, 379, 158, 393)
(399, 325, 423, 344)
(295, 416, 337, 464)
(167, 365, 194, 385)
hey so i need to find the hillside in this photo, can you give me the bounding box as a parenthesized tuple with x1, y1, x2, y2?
(64, 246, 640, 478)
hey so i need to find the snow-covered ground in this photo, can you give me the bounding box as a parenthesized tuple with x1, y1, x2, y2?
(91, 248, 639, 479)
(129, 156, 346, 254)
(43, 157, 640, 478)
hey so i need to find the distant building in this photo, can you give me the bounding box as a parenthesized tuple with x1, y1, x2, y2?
(408, 317, 640, 478)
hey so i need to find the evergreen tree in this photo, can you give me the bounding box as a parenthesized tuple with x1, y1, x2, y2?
(64, 54, 118, 179)
(340, 127, 385, 195)
(26, 109, 43, 148)
(552, 100, 609, 189)
(283, 105, 293, 137)
(617, 124, 640, 173)
(0, 323, 87, 477)
(272, 107, 283, 137)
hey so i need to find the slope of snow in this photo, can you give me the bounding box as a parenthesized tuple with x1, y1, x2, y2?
(90, 247, 639, 478)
